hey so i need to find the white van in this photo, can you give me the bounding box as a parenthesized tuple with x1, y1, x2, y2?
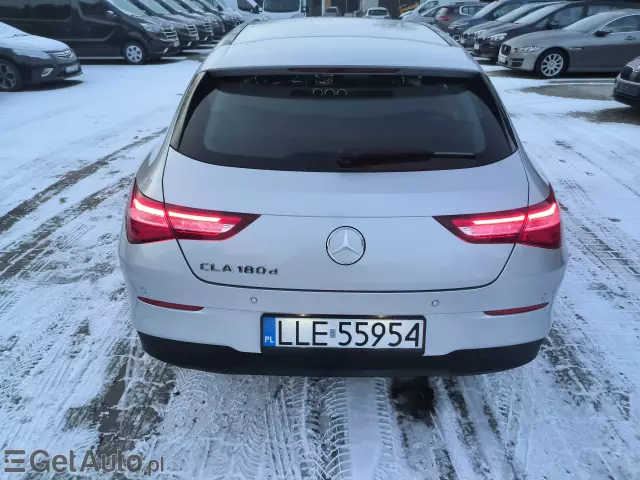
(262, 0, 308, 19)
(220, 0, 266, 21)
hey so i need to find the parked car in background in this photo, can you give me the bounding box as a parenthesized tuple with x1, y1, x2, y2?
(168, 0, 226, 39)
(462, 2, 554, 52)
(614, 56, 640, 106)
(261, 0, 309, 20)
(0, 22, 81, 92)
(434, 2, 485, 30)
(188, 0, 232, 29)
(153, 0, 218, 42)
(405, 5, 442, 24)
(500, 10, 640, 77)
(404, 0, 480, 22)
(399, 9, 415, 18)
(129, 0, 201, 49)
(365, 7, 391, 18)
(447, 0, 559, 41)
(476, 1, 636, 65)
(200, 0, 244, 26)
(0, 0, 181, 65)
(191, 0, 241, 30)
(220, 0, 265, 22)
(324, 6, 342, 16)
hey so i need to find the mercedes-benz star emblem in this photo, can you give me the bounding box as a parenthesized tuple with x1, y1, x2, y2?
(326, 227, 366, 265)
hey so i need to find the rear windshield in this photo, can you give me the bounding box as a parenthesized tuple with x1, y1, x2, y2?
(175, 74, 516, 172)
(326, 6, 337, 11)
(368, 8, 388, 15)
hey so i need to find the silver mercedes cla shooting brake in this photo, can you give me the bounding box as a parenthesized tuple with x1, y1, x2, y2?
(119, 18, 567, 377)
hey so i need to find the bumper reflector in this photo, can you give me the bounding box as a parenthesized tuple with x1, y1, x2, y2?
(138, 297, 203, 311)
(484, 303, 548, 316)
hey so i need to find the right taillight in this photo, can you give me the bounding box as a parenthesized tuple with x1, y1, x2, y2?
(126, 182, 259, 244)
(439, 15, 451, 21)
(435, 188, 562, 249)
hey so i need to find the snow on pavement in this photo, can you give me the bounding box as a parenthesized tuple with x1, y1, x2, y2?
(1, 59, 640, 479)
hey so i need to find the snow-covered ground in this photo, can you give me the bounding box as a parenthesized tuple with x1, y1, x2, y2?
(1, 55, 640, 479)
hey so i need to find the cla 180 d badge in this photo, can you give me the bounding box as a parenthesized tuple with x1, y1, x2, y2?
(326, 227, 365, 265)
(200, 264, 278, 275)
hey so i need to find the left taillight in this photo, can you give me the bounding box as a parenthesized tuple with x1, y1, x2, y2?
(126, 182, 259, 244)
(435, 188, 562, 249)
(126, 183, 173, 244)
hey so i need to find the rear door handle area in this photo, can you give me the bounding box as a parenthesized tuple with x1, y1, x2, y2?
(624, 36, 637, 41)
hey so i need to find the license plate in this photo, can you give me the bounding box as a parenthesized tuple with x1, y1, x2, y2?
(65, 65, 79, 73)
(498, 54, 507, 65)
(261, 315, 425, 351)
(173, 40, 180, 47)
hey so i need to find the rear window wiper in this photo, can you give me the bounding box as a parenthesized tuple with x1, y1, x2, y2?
(337, 149, 476, 168)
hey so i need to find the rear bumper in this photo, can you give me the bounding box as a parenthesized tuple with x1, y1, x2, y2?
(139, 332, 543, 376)
(120, 230, 566, 375)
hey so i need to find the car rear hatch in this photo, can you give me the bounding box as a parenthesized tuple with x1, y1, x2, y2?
(162, 70, 528, 292)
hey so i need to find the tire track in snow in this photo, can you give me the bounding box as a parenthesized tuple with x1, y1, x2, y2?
(135, 372, 272, 479)
(557, 179, 640, 283)
(265, 378, 304, 480)
(327, 378, 410, 480)
(392, 377, 457, 479)
(0, 163, 138, 452)
(0, 175, 131, 281)
(0, 129, 164, 236)
(438, 377, 493, 479)
(457, 376, 524, 480)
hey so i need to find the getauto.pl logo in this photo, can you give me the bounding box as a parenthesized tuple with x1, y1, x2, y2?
(4, 449, 165, 475)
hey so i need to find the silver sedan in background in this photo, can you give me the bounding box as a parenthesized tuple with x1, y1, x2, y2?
(499, 10, 640, 78)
